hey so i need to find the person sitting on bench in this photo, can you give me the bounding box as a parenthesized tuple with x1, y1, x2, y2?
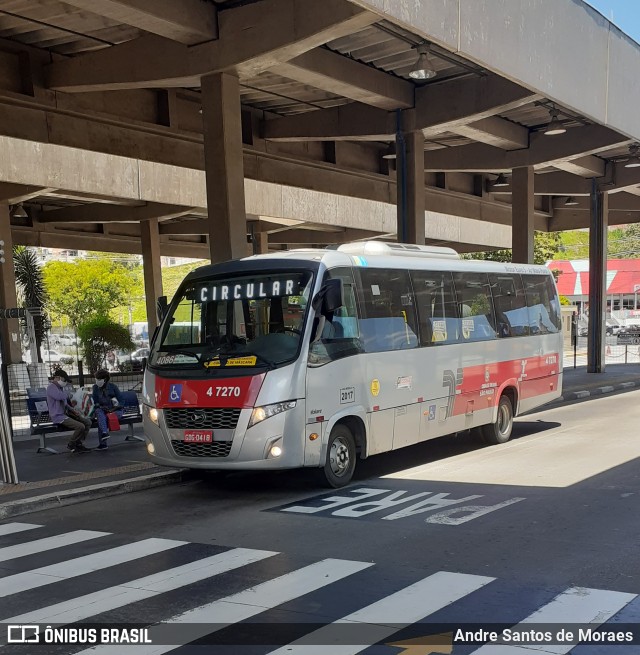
(46, 369, 92, 453)
(92, 368, 125, 450)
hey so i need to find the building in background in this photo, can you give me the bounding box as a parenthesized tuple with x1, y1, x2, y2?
(547, 259, 640, 325)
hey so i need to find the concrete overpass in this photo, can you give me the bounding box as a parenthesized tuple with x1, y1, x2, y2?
(1, 0, 640, 372)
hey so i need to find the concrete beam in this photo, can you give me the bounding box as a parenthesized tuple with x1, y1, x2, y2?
(0, 183, 56, 204)
(552, 192, 640, 212)
(61, 0, 218, 45)
(46, 0, 376, 92)
(417, 75, 540, 136)
(489, 172, 593, 196)
(553, 155, 605, 177)
(37, 202, 192, 224)
(275, 47, 414, 110)
(424, 125, 630, 172)
(551, 208, 640, 230)
(266, 227, 381, 244)
(608, 162, 640, 192)
(263, 102, 393, 141)
(450, 117, 529, 151)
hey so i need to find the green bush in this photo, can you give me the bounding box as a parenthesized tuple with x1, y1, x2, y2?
(77, 315, 135, 375)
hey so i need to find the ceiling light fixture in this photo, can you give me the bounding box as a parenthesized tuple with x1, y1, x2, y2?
(381, 143, 397, 160)
(624, 144, 640, 168)
(492, 173, 510, 188)
(409, 44, 437, 80)
(544, 106, 567, 136)
(11, 203, 28, 219)
(564, 196, 579, 206)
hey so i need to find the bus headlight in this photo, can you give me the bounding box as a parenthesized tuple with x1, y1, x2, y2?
(144, 405, 159, 425)
(249, 401, 297, 428)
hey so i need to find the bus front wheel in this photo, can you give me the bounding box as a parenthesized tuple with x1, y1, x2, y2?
(481, 395, 513, 445)
(322, 424, 356, 488)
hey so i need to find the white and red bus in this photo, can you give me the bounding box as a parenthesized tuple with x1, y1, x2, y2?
(142, 241, 562, 487)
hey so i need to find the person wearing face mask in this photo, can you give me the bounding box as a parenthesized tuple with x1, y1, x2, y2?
(92, 368, 125, 450)
(46, 369, 92, 453)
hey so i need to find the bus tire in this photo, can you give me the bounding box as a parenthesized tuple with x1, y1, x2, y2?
(322, 424, 356, 488)
(481, 395, 513, 445)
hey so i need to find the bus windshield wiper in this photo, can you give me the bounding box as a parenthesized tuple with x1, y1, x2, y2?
(245, 351, 276, 370)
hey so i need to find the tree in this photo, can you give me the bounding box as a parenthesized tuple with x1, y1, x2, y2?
(42, 258, 136, 329)
(464, 231, 562, 265)
(77, 315, 135, 375)
(13, 246, 50, 361)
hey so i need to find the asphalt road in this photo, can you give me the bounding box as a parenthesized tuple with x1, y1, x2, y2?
(2, 391, 640, 654)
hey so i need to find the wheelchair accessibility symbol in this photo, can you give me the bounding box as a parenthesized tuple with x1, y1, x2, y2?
(168, 384, 183, 402)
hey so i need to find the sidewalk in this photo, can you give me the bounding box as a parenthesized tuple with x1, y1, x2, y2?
(1, 423, 188, 519)
(2, 362, 640, 518)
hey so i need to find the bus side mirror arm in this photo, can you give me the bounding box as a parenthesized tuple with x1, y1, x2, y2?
(157, 296, 168, 322)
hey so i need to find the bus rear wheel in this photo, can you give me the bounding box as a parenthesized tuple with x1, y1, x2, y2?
(322, 424, 356, 488)
(481, 395, 513, 445)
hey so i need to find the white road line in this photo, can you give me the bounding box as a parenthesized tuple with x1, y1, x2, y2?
(266, 570, 494, 655)
(598, 386, 614, 393)
(470, 586, 637, 654)
(1, 547, 278, 629)
(0, 530, 108, 562)
(0, 538, 186, 598)
(574, 391, 591, 398)
(76, 558, 374, 655)
(0, 523, 41, 537)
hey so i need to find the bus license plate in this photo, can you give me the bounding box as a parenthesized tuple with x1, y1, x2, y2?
(184, 430, 213, 443)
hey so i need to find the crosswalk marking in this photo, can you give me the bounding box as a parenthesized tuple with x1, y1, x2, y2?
(1, 547, 278, 628)
(470, 586, 637, 654)
(266, 570, 495, 655)
(0, 524, 638, 655)
(0, 523, 41, 537)
(74, 558, 374, 655)
(0, 530, 108, 562)
(0, 538, 186, 598)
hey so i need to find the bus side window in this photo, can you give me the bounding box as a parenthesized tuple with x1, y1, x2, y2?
(488, 273, 529, 338)
(410, 270, 459, 346)
(309, 267, 363, 365)
(523, 274, 561, 334)
(452, 272, 497, 342)
(355, 268, 418, 352)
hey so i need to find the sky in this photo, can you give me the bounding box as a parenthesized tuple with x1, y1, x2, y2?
(585, 0, 640, 43)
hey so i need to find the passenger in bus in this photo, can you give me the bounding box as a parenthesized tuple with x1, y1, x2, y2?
(92, 369, 125, 450)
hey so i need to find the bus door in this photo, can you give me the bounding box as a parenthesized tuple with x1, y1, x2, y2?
(306, 268, 364, 462)
(354, 267, 420, 452)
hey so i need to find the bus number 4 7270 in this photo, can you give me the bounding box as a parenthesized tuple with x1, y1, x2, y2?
(206, 386, 241, 397)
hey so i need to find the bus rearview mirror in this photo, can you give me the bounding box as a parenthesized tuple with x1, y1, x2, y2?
(313, 279, 343, 315)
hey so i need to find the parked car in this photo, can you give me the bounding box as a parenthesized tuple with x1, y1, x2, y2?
(131, 347, 149, 361)
(116, 350, 144, 373)
(52, 334, 77, 347)
(41, 349, 74, 368)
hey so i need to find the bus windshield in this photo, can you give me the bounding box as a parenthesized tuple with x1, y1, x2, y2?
(151, 270, 315, 371)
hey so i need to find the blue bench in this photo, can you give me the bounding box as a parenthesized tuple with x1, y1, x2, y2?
(26, 388, 143, 454)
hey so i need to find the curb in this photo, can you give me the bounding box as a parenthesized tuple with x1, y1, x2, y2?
(544, 380, 638, 408)
(0, 469, 188, 520)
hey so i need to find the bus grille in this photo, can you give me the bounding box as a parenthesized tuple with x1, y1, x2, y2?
(171, 440, 233, 458)
(164, 407, 241, 430)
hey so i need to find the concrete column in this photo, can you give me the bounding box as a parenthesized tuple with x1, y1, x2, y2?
(396, 127, 425, 245)
(201, 72, 247, 263)
(511, 166, 535, 264)
(140, 218, 163, 335)
(587, 183, 608, 373)
(254, 232, 269, 255)
(0, 204, 22, 363)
